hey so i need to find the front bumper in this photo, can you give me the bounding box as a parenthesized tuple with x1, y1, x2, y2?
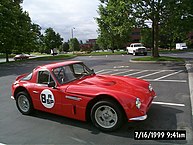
(129, 114, 147, 121)
(126, 94, 156, 122)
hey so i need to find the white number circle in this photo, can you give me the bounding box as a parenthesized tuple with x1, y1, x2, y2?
(40, 89, 55, 108)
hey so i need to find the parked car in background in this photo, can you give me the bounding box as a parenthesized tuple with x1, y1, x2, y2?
(11, 61, 156, 132)
(14, 54, 29, 61)
(176, 43, 187, 50)
(126, 43, 147, 56)
(51, 48, 58, 56)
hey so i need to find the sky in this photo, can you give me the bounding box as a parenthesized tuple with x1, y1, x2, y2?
(22, 0, 100, 42)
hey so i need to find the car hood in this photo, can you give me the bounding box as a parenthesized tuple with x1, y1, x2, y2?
(66, 74, 151, 100)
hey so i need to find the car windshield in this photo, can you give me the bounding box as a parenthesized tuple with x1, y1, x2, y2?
(52, 63, 94, 84)
(134, 44, 143, 47)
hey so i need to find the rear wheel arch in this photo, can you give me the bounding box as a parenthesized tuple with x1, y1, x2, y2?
(14, 86, 30, 99)
(14, 87, 34, 115)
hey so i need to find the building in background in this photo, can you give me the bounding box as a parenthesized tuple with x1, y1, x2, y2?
(188, 31, 193, 44)
(80, 39, 97, 51)
(130, 28, 141, 43)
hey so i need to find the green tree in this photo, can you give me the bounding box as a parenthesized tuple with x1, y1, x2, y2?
(141, 27, 152, 48)
(30, 23, 42, 52)
(0, 0, 23, 62)
(44, 28, 63, 53)
(130, 0, 193, 57)
(63, 42, 70, 52)
(38, 34, 46, 53)
(13, 11, 34, 54)
(69, 38, 80, 52)
(93, 43, 100, 51)
(59, 42, 69, 53)
(96, 0, 134, 52)
(0, 0, 41, 62)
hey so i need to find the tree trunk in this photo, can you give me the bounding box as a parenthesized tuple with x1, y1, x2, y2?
(5, 48, 9, 62)
(111, 36, 115, 53)
(151, 0, 159, 58)
(151, 20, 155, 57)
(154, 20, 160, 57)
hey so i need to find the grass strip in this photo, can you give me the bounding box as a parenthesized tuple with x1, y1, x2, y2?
(132, 56, 184, 62)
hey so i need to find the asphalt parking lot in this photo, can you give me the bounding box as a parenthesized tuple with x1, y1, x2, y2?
(0, 54, 193, 145)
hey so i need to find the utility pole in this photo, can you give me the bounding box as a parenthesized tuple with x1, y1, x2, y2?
(71, 27, 75, 39)
(71, 27, 75, 54)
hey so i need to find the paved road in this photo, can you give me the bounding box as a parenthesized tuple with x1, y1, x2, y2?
(0, 54, 193, 145)
(0, 55, 49, 63)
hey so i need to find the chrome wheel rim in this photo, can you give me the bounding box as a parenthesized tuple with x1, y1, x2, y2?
(18, 95, 30, 112)
(95, 105, 118, 129)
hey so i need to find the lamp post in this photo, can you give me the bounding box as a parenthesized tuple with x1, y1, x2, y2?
(71, 27, 75, 39)
(71, 27, 75, 54)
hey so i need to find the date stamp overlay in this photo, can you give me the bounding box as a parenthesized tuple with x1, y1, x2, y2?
(134, 130, 186, 140)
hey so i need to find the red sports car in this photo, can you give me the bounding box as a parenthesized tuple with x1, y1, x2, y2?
(11, 61, 156, 131)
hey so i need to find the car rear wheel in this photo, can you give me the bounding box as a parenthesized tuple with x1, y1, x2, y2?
(91, 100, 124, 132)
(16, 91, 34, 115)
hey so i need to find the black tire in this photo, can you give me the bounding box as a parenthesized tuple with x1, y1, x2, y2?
(16, 91, 34, 115)
(91, 100, 125, 132)
(133, 51, 137, 56)
(144, 52, 147, 56)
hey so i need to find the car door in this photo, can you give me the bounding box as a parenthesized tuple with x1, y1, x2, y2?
(32, 69, 63, 115)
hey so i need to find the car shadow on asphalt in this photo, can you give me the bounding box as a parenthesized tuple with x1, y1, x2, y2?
(30, 104, 186, 144)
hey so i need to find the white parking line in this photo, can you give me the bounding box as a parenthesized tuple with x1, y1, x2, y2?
(146, 79, 187, 83)
(111, 70, 133, 75)
(99, 69, 119, 74)
(95, 69, 117, 74)
(95, 69, 186, 83)
(154, 70, 183, 80)
(124, 70, 148, 76)
(113, 66, 130, 68)
(138, 70, 165, 79)
(95, 69, 106, 73)
(152, 101, 185, 107)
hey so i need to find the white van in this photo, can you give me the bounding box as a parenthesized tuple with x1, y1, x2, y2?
(176, 43, 187, 50)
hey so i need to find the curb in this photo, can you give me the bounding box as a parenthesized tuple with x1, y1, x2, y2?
(185, 61, 193, 117)
(185, 61, 193, 143)
(130, 60, 185, 64)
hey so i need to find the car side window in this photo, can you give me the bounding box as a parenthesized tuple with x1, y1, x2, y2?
(37, 70, 54, 85)
(22, 73, 32, 81)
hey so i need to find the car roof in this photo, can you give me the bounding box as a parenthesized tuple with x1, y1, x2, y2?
(35, 61, 82, 70)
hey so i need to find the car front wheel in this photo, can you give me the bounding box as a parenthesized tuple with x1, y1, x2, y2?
(91, 100, 124, 132)
(16, 91, 34, 115)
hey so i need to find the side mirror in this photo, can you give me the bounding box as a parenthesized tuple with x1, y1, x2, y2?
(48, 81, 56, 88)
(91, 69, 95, 74)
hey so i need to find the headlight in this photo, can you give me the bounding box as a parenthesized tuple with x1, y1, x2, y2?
(149, 84, 153, 92)
(136, 98, 141, 109)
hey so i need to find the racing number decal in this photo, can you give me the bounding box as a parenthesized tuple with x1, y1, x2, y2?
(40, 89, 55, 108)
